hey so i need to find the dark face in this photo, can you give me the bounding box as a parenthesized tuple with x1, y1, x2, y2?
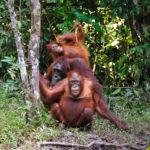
(51, 62, 65, 86)
(69, 72, 83, 97)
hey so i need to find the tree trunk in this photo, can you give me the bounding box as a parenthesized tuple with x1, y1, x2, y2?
(7, 0, 41, 120)
(29, 0, 41, 108)
(7, 0, 31, 106)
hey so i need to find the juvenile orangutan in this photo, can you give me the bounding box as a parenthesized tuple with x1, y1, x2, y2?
(46, 22, 90, 63)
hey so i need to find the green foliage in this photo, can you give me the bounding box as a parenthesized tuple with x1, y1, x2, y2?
(1, 56, 20, 80)
(0, 1, 30, 77)
(47, 0, 57, 3)
(111, 88, 121, 96)
(0, 82, 26, 149)
(0, 0, 149, 88)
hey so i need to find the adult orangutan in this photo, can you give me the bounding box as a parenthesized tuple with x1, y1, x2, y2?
(39, 60, 70, 109)
(46, 22, 90, 63)
(39, 58, 130, 129)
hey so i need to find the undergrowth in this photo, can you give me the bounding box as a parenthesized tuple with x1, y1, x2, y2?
(0, 80, 149, 150)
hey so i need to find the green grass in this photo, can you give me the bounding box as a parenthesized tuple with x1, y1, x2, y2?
(0, 82, 29, 149)
(0, 81, 149, 149)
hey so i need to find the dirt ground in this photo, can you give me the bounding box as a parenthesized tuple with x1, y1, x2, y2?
(17, 115, 149, 150)
(37, 127, 149, 150)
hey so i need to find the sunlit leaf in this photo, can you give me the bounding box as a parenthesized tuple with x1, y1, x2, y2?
(134, 90, 140, 97)
(7, 70, 15, 80)
(91, 22, 102, 34)
(111, 88, 121, 96)
(47, 0, 57, 3)
(17, 21, 22, 29)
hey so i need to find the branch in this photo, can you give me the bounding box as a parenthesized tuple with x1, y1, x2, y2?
(38, 141, 129, 149)
(93, 48, 99, 73)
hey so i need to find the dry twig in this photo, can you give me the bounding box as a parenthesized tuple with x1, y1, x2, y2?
(38, 141, 130, 149)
